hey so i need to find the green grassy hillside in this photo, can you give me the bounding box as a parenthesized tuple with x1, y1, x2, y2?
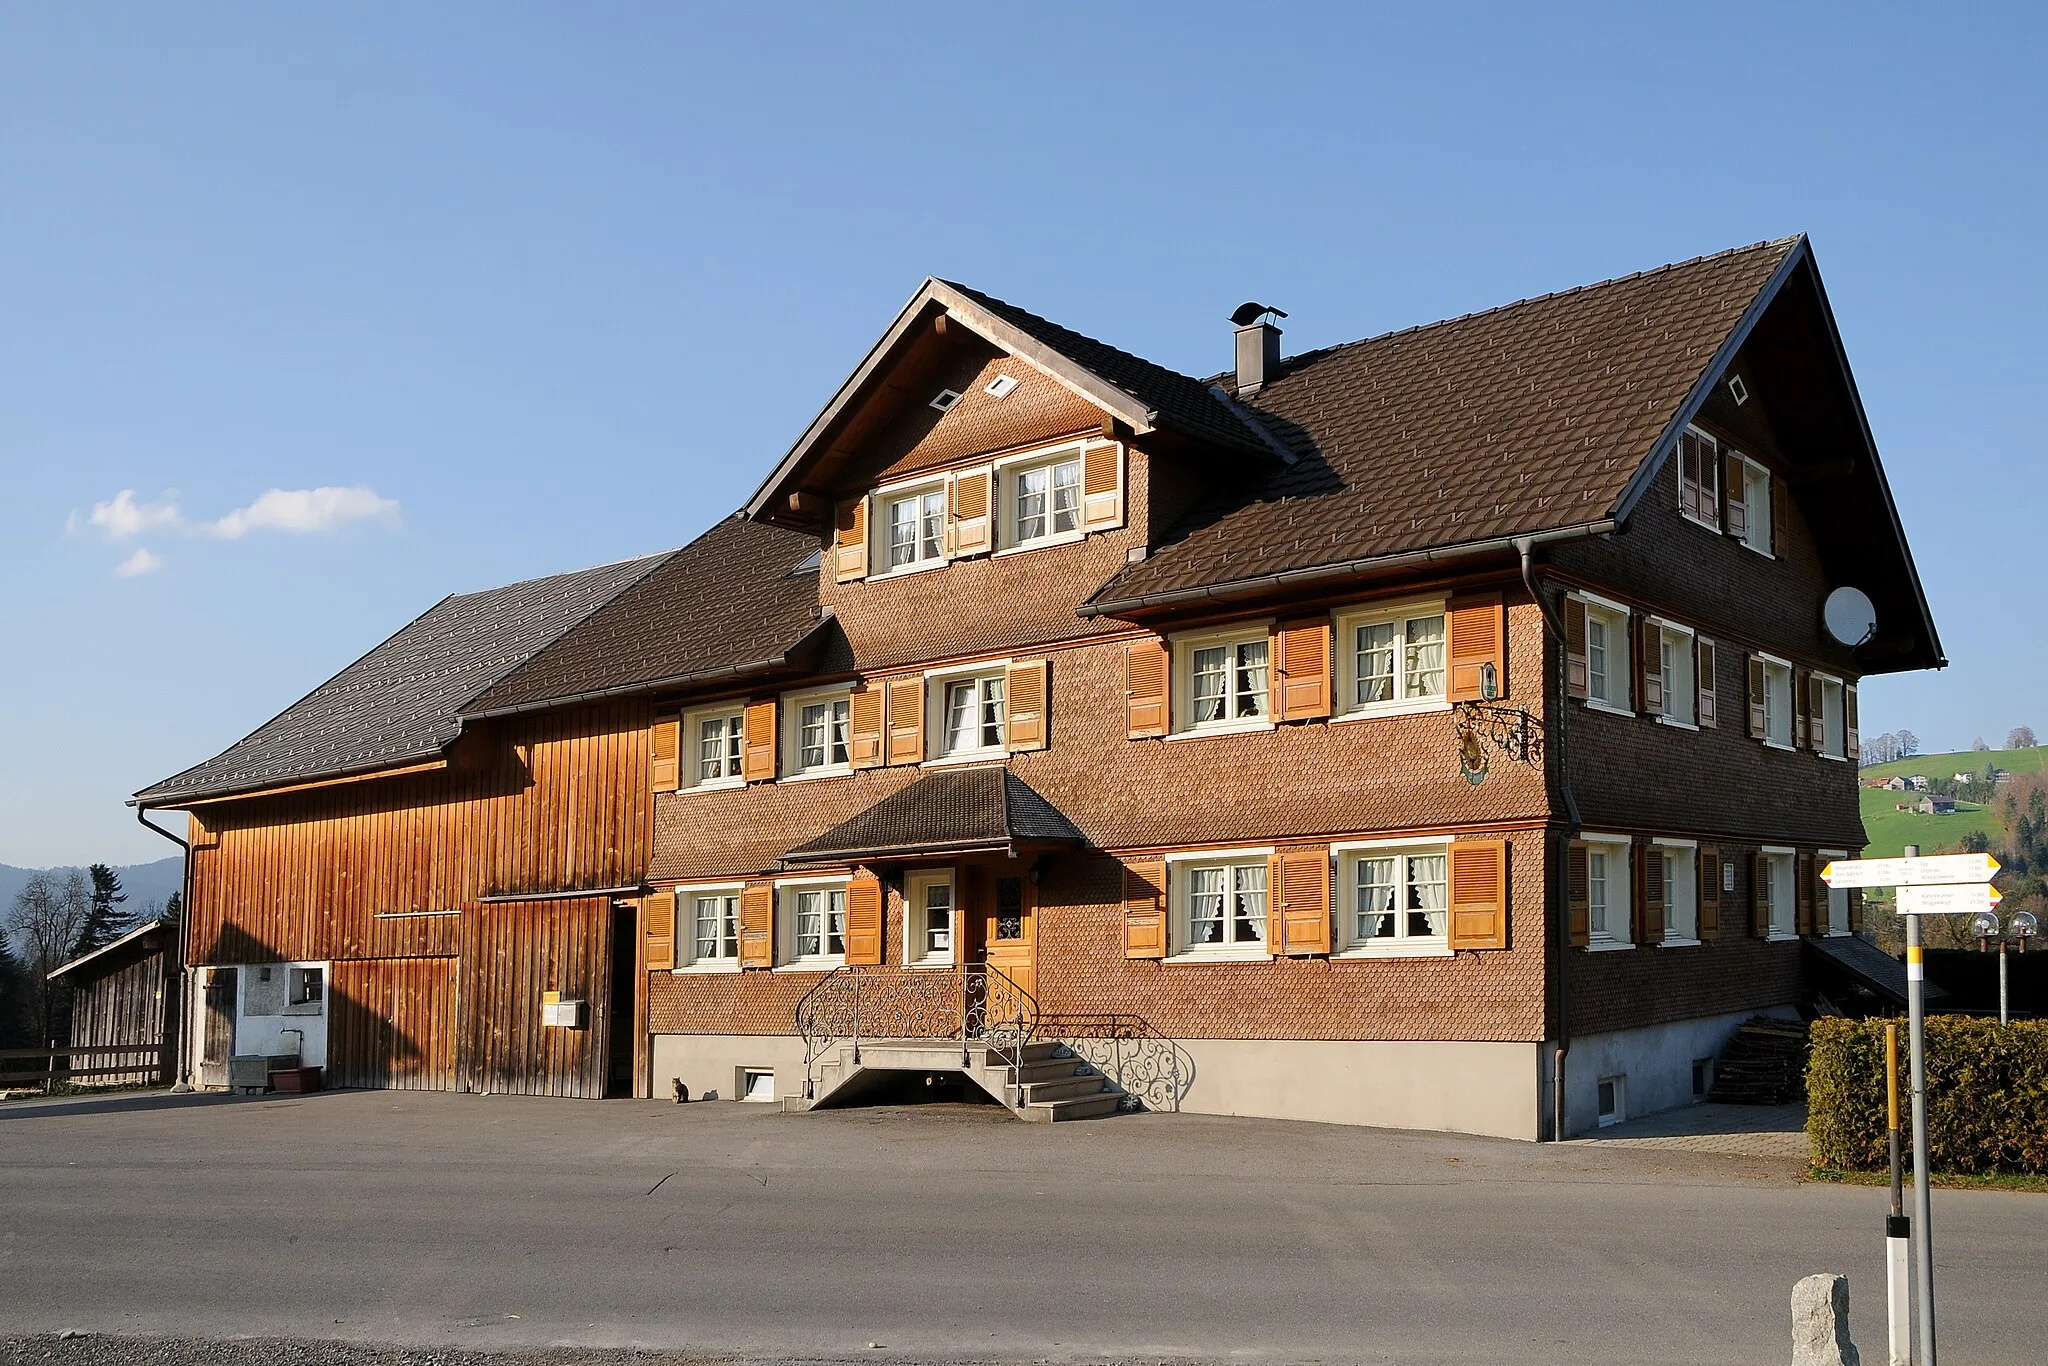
(1856, 746, 2038, 857)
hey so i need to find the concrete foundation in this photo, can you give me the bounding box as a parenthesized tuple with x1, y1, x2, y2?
(1557, 1003, 1799, 1135)
(651, 1033, 807, 1104)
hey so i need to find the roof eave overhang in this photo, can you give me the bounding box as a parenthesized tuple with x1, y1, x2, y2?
(45, 917, 172, 981)
(130, 752, 453, 811)
(778, 833, 1082, 870)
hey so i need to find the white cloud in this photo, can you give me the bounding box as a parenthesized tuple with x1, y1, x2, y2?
(114, 546, 165, 577)
(203, 486, 403, 539)
(87, 490, 183, 539)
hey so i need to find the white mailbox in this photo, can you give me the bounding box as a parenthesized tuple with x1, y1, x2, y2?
(541, 998, 586, 1029)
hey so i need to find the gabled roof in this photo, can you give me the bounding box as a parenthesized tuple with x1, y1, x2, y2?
(46, 917, 173, 981)
(780, 767, 1086, 866)
(744, 277, 1282, 528)
(134, 551, 670, 807)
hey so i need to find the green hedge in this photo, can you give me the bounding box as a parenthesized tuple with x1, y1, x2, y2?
(1807, 1016, 2048, 1174)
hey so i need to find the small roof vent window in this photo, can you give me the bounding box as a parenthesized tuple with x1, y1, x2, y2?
(984, 374, 1020, 400)
(930, 389, 963, 412)
(1727, 374, 1749, 406)
(790, 548, 823, 576)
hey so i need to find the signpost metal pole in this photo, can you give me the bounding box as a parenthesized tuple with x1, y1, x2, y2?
(1902, 845, 1936, 1366)
(1998, 937, 2009, 1027)
(1885, 1020, 1910, 1366)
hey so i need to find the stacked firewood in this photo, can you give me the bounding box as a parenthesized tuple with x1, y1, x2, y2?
(1708, 1016, 1811, 1105)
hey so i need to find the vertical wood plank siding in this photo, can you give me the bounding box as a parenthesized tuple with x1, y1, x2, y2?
(457, 898, 612, 1099)
(186, 701, 650, 965)
(64, 935, 178, 1085)
(327, 957, 460, 1090)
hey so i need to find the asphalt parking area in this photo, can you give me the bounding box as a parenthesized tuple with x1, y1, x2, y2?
(0, 1088, 2036, 1364)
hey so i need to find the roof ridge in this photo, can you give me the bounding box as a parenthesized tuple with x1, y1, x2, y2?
(938, 278, 1217, 394)
(443, 546, 677, 603)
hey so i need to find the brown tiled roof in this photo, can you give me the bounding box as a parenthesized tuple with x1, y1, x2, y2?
(465, 516, 827, 717)
(780, 767, 1086, 865)
(1084, 237, 1802, 611)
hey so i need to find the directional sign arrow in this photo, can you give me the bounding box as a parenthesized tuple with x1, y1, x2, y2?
(1822, 853, 2001, 888)
(1896, 883, 2004, 916)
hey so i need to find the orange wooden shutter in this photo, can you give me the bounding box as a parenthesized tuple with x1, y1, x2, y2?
(848, 685, 884, 769)
(833, 499, 868, 582)
(845, 869, 884, 966)
(1567, 840, 1590, 947)
(1698, 846, 1722, 940)
(1747, 655, 1768, 739)
(1122, 856, 1167, 959)
(650, 715, 680, 792)
(1125, 637, 1169, 739)
(1005, 658, 1050, 752)
(1272, 617, 1332, 722)
(1771, 475, 1791, 557)
(1845, 684, 1860, 762)
(739, 880, 775, 969)
(1448, 839, 1508, 951)
(1633, 841, 1664, 945)
(1082, 442, 1122, 530)
(1268, 845, 1332, 956)
(1636, 617, 1663, 716)
(951, 466, 992, 557)
(885, 676, 924, 765)
(1751, 853, 1771, 937)
(741, 700, 778, 782)
(644, 895, 675, 971)
(1696, 638, 1718, 729)
(1564, 598, 1589, 700)
(1447, 594, 1506, 702)
(1723, 452, 1748, 539)
(1796, 852, 1816, 935)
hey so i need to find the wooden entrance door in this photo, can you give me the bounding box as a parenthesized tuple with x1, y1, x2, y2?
(200, 967, 236, 1089)
(981, 871, 1037, 1002)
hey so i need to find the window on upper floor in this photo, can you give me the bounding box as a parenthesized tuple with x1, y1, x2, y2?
(783, 687, 852, 777)
(1821, 849, 1851, 935)
(1660, 843, 1699, 944)
(683, 704, 746, 790)
(1582, 600, 1631, 712)
(905, 870, 955, 967)
(1004, 446, 1084, 550)
(1585, 837, 1631, 948)
(879, 480, 948, 574)
(782, 880, 849, 966)
(679, 886, 741, 969)
(1818, 675, 1846, 760)
(1761, 658, 1794, 749)
(938, 671, 1006, 758)
(1334, 602, 1447, 717)
(1653, 619, 1697, 727)
(1762, 850, 1797, 939)
(1737, 457, 1773, 555)
(1340, 843, 1450, 955)
(1677, 427, 1721, 531)
(1172, 626, 1271, 734)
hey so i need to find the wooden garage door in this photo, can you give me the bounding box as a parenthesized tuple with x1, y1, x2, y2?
(328, 958, 459, 1091)
(457, 898, 612, 1099)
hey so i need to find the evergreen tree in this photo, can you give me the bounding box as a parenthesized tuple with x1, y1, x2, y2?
(164, 890, 182, 923)
(0, 927, 29, 1049)
(72, 863, 133, 957)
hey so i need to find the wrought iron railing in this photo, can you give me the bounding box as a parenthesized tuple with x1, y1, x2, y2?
(1037, 1013, 1195, 1113)
(795, 963, 1038, 1103)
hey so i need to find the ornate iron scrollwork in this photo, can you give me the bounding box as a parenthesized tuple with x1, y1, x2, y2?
(1452, 701, 1544, 784)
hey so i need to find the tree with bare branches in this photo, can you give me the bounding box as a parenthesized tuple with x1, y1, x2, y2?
(6, 869, 93, 1046)
(2007, 726, 2036, 750)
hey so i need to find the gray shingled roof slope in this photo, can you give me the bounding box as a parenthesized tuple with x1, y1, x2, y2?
(134, 552, 671, 805)
(782, 768, 1086, 864)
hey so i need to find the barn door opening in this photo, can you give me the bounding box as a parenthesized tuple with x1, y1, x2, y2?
(605, 901, 636, 1098)
(200, 967, 237, 1089)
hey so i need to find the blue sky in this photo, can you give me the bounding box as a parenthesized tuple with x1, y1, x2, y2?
(3, 4, 2042, 865)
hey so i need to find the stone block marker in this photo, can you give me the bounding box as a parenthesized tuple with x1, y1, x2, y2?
(1792, 1273, 1861, 1366)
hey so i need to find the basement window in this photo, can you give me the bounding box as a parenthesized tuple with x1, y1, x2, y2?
(1597, 1075, 1626, 1127)
(740, 1068, 776, 1102)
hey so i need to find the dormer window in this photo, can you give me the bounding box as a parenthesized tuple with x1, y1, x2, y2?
(882, 482, 948, 573)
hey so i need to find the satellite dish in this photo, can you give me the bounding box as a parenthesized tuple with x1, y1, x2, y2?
(1823, 587, 1877, 648)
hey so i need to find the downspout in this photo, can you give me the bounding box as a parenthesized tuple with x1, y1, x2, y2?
(136, 807, 194, 1092)
(1517, 538, 1578, 1142)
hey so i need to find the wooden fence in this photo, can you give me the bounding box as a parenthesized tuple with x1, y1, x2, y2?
(0, 1043, 171, 1090)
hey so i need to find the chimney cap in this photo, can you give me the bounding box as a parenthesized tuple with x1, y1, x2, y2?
(1231, 302, 1288, 327)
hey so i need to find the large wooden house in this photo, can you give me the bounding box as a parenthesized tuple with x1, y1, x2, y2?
(136, 236, 1939, 1137)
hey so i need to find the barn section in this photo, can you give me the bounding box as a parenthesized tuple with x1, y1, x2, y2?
(44, 918, 181, 1087)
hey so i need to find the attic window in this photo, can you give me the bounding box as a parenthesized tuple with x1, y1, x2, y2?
(1727, 374, 1749, 406)
(930, 389, 963, 412)
(790, 548, 823, 576)
(984, 374, 1020, 400)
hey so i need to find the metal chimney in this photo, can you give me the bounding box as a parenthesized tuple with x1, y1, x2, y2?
(1231, 302, 1287, 397)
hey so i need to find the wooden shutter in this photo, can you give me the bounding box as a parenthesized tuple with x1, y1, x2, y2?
(1750, 853, 1771, 937)
(845, 869, 884, 966)
(644, 895, 675, 972)
(1771, 475, 1791, 557)
(1125, 637, 1170, 739)
(1267, 845, 1332, 956)
(1448, 839, 1508, 951)
(650, 715, 680, 792)
(833, 499, 868, 582)
(1677, 431, 1701, 519)
(742, 700, 778, 782)
(1634, 841, 1664, 945)
(1082, 442, 1123, 530)
(951, 466, 992, 557)
(1636, 617, 1663, 717)
(739, 880, 775, 969)
(885, 676, 924, 765)
(1005, 659, 1050, 752)
(1849, 887, 1865, 935)
(1698, 846, 1722, 940)
(1846, 684, 1860, 762)
(848, 685, 884, 769)
(1796, 852, 1817, 936)
(1122, 856, 1168, 959)
(1564, 597, 1589, 700)
(1723, 453, 1749, 539)
(1447, 594, 1506, 702)
(1696, 638, 1718, 729)
(1747, 655, 1768, 739)
(1272, 618, 1332, 722)
(1567, 840, 1590, 947)
(1793, 669, 1811, 749)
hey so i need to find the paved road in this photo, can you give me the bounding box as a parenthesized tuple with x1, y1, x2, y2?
(0, 1089, 2037, 1364)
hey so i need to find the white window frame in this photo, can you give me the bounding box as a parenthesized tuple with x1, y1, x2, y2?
(1580, 594, 1633, 716)
(774, 875, 850, 971)
(680, 703, 747, 791)
(903, 868, 957, 968)
(286, 965, 324, 1008)
(1678, 425, 1722, 532)
(1818, 674, 1847, 760)
(1584, 834, 1633, 950)
(1761, 847, 1798, 941)
(1760, 655, 1794, 750)
(1163, 848, 1275, 963)
(995, 441, 1088, 554)
(1597, 1074, 1628, 1128)
(870, 475, 950, 578)
(674, 882, 743, 972)
(1168, 622, 1275, 738)
(1655, 839, 1699, 947)
(1820, 848, 1851, 936)
(1332, 598, 1451, 721)
(1332, 837, 1454, 958)
(1738, 456, 1773, 556)
(923, 660, 1010, 763)
(1649, 617, 1697, 729)
(780, 684, 854, 780)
